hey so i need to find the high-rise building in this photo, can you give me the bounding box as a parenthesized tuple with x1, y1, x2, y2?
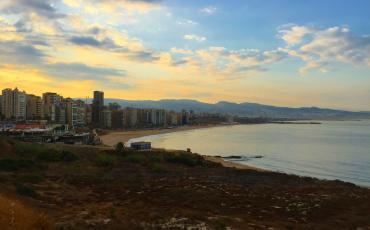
(111, 109, 125, 129)
(85, 104, 92, 125)
(137, 108, 151, 127)
(1, 88, 27, 121)
(151, 109, 166, 126)
(26, 94, 43, 120)
(42, 92, 62, 123)
(42, 92, 62, 106)
(103, 109, 112, 129)
(123, 107, 138, 128)
(92, 91, 104, 127)
(0, 95, 2, 120)
(64, 98, 75, 128)
(55, 104, 66, 124)
(65, 99, 86, 128)
(74, 100, 86, 128)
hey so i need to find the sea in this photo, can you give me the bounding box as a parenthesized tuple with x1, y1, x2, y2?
(128, 120, 370, 187)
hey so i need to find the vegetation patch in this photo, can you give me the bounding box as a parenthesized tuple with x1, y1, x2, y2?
(97, 154, 115, 168)
(15, 183, 38, 198)
(164, 152, 204, 167)
(17, 173, 44, 184)
(60, 150, 79, 162)
(124, 153, 146, 165)
(150, 163, 167, 173)
(0, 158, 41, 172)
(115, 142, 125, 156)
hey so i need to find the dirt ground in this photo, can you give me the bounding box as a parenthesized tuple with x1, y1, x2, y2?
(1, 141, 370, 229)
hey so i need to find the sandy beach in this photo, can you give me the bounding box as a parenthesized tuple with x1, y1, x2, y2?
(100, 124, 226, 146)
(101, 124, 266, 171)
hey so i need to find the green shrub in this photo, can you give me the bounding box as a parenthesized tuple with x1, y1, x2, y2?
(15, 183, 38, 198)
(151, 163, 166, 173)
(109, 207, 117, 219)
(0, 159, 18, 171)
(165, 152, 203, 167)
(18, 173, 44, 184)
(0, 159, 38, 171)
(125, 154, 146, 165)
(97, 154, 115, 167)
(36, 148, 61, 162)
(115, 142, 125, 155)
(60, 150, 78, 162)
(148, 154, 162, 163)
(14, 142, 45, 157)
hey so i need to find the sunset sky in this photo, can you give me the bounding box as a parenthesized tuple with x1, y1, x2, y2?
(0, 0, 369, 110)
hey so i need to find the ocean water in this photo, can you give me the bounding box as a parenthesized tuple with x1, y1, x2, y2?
(129, 120, 370, 187)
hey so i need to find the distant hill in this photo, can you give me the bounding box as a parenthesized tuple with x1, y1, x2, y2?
(81, 98, 370, 119)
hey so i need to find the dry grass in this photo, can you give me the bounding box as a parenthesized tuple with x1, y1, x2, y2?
(0, 194, 54, 230)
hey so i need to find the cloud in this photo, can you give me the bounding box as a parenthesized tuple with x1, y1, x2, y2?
(280, 25, 370, 73)
(278, 24, 311, 46)
(125, 50, 160, 62)
(66, 0, 163, 13)
(200, 6, 217, 15)
(69, 36, 103, 47)
(0, 20, 24, 41)
(0, 41, 46, 64)
(176, 19, 198, 26)
(184, 34, 207, 42)
(0, 0, 65, 18)
(46, 62, 126, 80)
(170, 48, 193, 55)
(68, 36, 122, 50)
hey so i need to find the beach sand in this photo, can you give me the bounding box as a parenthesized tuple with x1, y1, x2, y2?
(100, 124, 225, 146)
(101, 124, 267, 172)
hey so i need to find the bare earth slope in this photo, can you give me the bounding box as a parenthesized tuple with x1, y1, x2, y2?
(0, 138, 369, 229)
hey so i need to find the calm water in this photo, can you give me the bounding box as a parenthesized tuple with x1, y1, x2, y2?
(129, 120, 370, 187)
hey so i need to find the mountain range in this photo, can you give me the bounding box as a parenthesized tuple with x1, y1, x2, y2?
(82, 98, 370, 119)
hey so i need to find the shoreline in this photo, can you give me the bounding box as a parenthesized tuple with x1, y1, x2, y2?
(101, 123, 267, 172)
(100, 124, 230, 146)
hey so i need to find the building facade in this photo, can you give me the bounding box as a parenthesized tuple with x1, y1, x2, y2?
(92, 91, 104, 127)
(43, 92, 63, 123)
(1, 88, 27, 121)
(26, 94, 43, 120)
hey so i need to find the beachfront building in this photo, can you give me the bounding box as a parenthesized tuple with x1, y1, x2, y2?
(123, 107, 138, 128)
(150, 109, 166, 126)
(103, 109, 112, 129)
(167, 111, 179, 126)
(131, 141, 151, 151)
(1, 88, 27, 121)
(0, 95, 2, 120)
(92, 91, 104, 128)
(43, 92, 63, 123)
(111, 109, 125, 129)
(64, 98, 86, 128)
(26, 94, 43, 120)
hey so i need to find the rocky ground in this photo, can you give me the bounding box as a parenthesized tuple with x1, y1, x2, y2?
(0, 137, 370, 229)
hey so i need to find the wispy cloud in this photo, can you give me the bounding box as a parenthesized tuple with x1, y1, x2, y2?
(279, 25, 370, 73)
(200, 6, 217, 15)
(176, 19, 198, 26)
(184, 34, 207, 42)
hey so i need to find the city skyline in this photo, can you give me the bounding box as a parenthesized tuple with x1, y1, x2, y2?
(1, 0, 370, 110)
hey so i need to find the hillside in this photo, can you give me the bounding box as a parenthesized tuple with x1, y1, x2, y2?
(1, 137, 370, 229)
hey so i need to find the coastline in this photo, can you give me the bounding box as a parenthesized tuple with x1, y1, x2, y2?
(100, 124, 229, 146)
(101, 124, 267, 172)
(203, 155, 267, 171)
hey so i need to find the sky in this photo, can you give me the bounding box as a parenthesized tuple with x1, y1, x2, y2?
(0, 0, 369, 110)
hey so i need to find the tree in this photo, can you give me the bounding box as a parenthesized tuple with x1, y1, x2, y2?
(115, 142, 125, 155)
